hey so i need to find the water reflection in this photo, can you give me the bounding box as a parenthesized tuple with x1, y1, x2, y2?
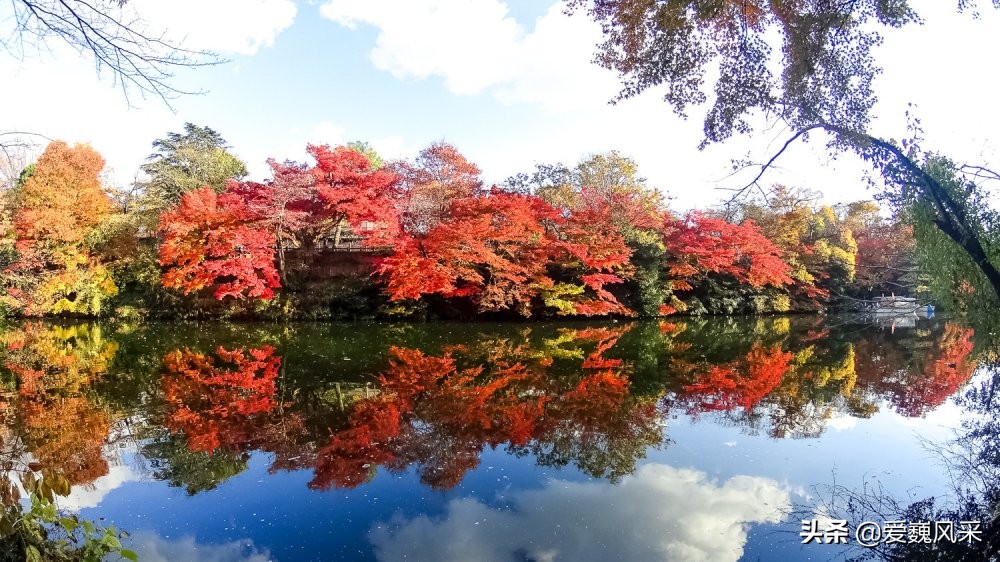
(309, 327, 663, 490)
(125, 533, 272, 562)
(369, 463, 790, 562)
(0, 316, 987, 559)
(810, 362, 1000, 561)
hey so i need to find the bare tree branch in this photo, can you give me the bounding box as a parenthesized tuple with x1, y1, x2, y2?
(720, 124, 826, 204)
(2, 0, 225, 109)
(960, 164, 1000, 183)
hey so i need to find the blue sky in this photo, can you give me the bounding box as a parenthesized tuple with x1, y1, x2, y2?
(2, 0, 999, 210)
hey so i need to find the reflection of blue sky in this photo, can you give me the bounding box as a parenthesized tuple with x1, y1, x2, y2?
(67, 394, 968, 561)
(664, 400, 963, 503)
(369, 463, 790, 562)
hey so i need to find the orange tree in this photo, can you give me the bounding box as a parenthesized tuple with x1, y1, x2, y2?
(6, 142, 117, 315)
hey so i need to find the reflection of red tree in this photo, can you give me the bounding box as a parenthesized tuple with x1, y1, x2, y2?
(309, 328, 655, 491)
(895, 323, 977, 417)
(7, 365, 46, 397)
(162, 346, 281, 453)
(309, 398, 403, 490)
(854, 324, 978, 418)
(680, 345, 793, 414)
(310, 346, 546, 491)
(544, 372, 629, 432)
(854, 338, 905, 388)
(577, 328, 625, 370)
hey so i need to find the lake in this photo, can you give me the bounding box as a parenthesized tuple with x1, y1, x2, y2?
(0, 315, 991, 561)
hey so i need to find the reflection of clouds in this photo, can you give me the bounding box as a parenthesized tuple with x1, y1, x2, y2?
(895, 400, 965, 433)
(826, 413, 858, 432)
(57, 464, 140, 511)
(126, 532, 272, 562)
(370, 463, 790, 562)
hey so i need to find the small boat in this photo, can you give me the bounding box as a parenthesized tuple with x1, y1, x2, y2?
(872, 295, 923, 314)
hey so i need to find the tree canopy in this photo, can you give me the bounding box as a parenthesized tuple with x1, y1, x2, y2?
(139, 123, 248, 212)
(6, 142, 118, 316)
(565, 0, 928, 144)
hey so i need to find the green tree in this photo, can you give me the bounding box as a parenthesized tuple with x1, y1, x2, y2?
(907, 155, 1000, 311)
(14, 164, 34, 191)
(346, 141, 385, 169)
(139, 123, 248, 211)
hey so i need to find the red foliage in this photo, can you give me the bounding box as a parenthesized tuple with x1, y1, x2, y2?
(309, 397, 404, 490)
(854, 222, 916, 292)
(681, 344, 794, 413)
(577, 186, 663, 232)
(308, 145, 402, 247)
(393, 142, 484, 234)
(229, 159, 319, 243)
(894, 323, 977, 417)
(161, 346, 281, 453)
(159, 187, 281, 300)
(378, 189, 632, 316)
(309, 328, 653, 490)
(664, 212, 793, 289)
(574, 326, 629, 370)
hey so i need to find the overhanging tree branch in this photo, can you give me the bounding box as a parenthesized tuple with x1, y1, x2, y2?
(3, 0, 224, 108)
(735, 121, 1000, 299)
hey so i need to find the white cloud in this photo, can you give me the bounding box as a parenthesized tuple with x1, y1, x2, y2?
(0, 43, 177, 187)
(369, 463, 791, 562)
(321, 0, 524, 95)
(321, 0, 1000, 209)
(492, 5, 620, 112)
(125, 533, 272, 562)
(131, 0, 297, 56)
(319, 1, 611, 108)
(57, 464, 141, 511)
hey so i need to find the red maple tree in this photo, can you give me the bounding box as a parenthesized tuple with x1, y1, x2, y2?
(664, 212, 792, 291)
(159, 187, 281, 300)
(228, 159, 319, 284)
(308, 144, 402, 248)
(392, 142, 484, 234)
(378, 189, 632, 316)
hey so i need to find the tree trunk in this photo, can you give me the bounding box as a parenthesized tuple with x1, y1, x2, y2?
(827, 125, 1000, 301)
(275, 221, 288, 287)
(334, 221, 344, 248)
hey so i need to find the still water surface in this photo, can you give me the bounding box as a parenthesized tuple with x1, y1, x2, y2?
(0, 316, 988, 561)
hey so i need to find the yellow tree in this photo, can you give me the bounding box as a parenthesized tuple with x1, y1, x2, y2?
(8, 142, 117, 315)
(729, 185, 858, 309)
